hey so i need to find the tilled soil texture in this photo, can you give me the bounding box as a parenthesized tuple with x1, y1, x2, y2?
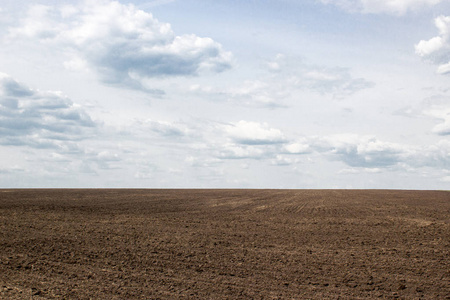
(0, 189, 449, 299)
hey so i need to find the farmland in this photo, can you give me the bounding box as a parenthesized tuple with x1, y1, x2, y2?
(0, 189, 449, 299)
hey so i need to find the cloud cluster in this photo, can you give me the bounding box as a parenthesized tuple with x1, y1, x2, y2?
(319, 0, 443, 15)
(9, 0, 232, 90)
(196, 120, 450, 173)
(320, 134, 407, 168)
(212, 122, 389, 168)
(203, 121, 286, 160)
(0, 73, 96, 148)
(416, 15, 450, 75)
(2, 95, 449, 185)
(189, 54, 373, 107)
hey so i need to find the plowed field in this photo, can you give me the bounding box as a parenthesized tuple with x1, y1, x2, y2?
(0, 189, 449, 299)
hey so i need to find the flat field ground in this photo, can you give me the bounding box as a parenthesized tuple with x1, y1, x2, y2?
(0, 189, 449, 299)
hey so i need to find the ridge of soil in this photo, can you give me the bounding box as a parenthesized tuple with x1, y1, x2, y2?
(1, 189, 449, 299)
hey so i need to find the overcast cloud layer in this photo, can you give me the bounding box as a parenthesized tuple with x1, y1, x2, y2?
(0, 0, 449, 189)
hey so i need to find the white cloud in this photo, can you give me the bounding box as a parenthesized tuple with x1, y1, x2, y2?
(8, 0, 233, 91)
(398, 95, 450, 135)
(413, 139, 450, 169)
(189, 80, 290, 108)
(313, 134, 450, 172)
(185, 156, 221, 168)
(9, 4, 62, 39)
(138, 119, 189, 137)
(269, 54, 374, 98)
(216, 144, 268, 160)
(320, 0, 444, 15)
(224, 121, 287, 145)
(432, 118, 450, 135)
(0, 165, 25, 174)
(283, 140, 311, 154)
(189, 54, 373, 107)
(318, 134, 408, 168)
(338, 167, 383, 174)
(437, 61, 450, 74)
(270, 155, 299, 166)
(416, 15, 450, 75)
(422, 97, 450, 135)
(177, 119, 450, 173)
(187, 124, 450, 173)
(441, 175, 450, 182)
(63, 57, 89, 72)
(0, 72, 97, 149)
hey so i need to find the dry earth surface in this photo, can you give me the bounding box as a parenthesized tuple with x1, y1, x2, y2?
(0, 189, 449, 299)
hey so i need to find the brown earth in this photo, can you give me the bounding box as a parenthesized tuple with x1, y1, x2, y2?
(0, 189, 449, 299)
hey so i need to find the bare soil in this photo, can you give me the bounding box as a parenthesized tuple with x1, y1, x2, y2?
(0, 189, 449, 299)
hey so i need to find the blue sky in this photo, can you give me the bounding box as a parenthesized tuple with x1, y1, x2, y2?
(0, 0, 450, 188)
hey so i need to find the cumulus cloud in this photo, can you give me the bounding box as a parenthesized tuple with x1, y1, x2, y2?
(420, 140, 450, 168)
(312, 134, 450, 172)
(124, 119, 289, 162)
(416, 15, 450, 75)
(206, 124, 450, 173)
(0, 73, 96, 148)
(89, 150, 122, 169)
(432, 117, 450, 135)
(178, 121, 289, 161)
(319, 0, 443, 15)
(398, 95, 450, 135)
(283, 140, 311, 154)
(322, 134, 407, 168)
(9, 4, 63, 39)
(421, 96, 450, 135)
(9, 0, 232, 90)
(270, 155, 299, 166)
(156, 119, 450, 173)
(224, 121, 287, 145)
(201, 121, 436, 170)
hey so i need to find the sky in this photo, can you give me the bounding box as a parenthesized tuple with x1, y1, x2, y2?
(0, 0, 450, 189)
